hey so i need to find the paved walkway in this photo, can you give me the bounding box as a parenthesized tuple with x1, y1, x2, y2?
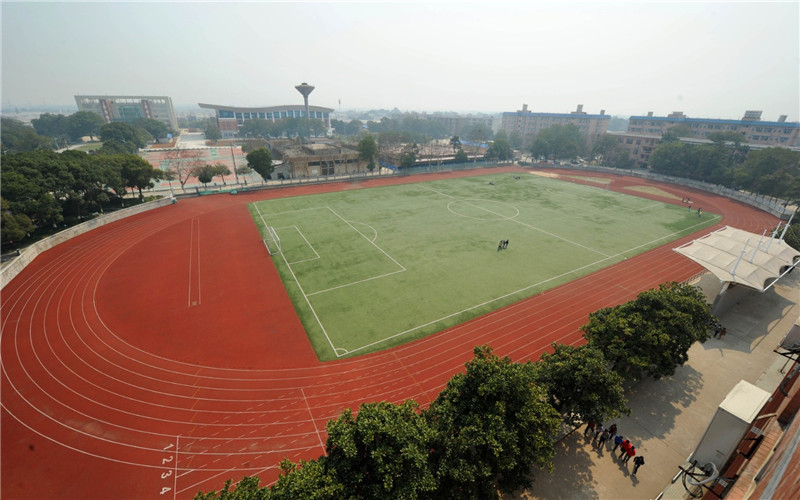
(515, 270, 800, 500)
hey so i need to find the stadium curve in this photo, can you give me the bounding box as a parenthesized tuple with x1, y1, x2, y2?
(0, 167, 780, 499)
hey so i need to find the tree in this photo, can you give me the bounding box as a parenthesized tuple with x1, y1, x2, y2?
(590, 134, 621, 165)
(1, 118, 52, 152)
(532, 343, 629, 426)
(486, 137, 512, 162)
(163, 148, 204, 190)
(735, 148, 800, 204)
(613, 149, 635, 170)
(400, 150, 417, 169)
(205, 121, 222, 142)
(582, 282, 714, 381)
(67, 111, 105, 141)
(449, 135, 461, 153)
(95, 139, 132, 156)
(32, 113, 70, 140)
(99, 122, 149, 152)
(195, 164, 215, 187)
(454, 148, 468, 164)
(530, 124, 585, 161)
(116, 155, 162, 199)
(324, 401, 437, 498)
(661, 124, 695, 142)
(134, 118, 171, 139)
(246, 147, 273, 180)
(356, 134, 378, 171)
(1, 197, 35, 245)
(426, 345, 560, 497)
(210, 162, 231, 184)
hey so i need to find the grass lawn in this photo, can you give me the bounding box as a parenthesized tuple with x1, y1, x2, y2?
(249, 173, 719, 361)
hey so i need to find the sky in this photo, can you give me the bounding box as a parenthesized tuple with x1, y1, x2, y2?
(2, 1, 799, 120)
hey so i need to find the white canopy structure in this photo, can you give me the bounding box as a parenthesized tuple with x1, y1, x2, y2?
(674, 226, 800, 292)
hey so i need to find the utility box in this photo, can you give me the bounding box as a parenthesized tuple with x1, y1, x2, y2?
(690, 380, 770, 468)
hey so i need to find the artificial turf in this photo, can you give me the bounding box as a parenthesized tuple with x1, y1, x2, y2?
(249, 172, 718, 360)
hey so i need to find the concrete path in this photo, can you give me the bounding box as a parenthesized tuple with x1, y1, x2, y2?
(515, 270, 799, 500)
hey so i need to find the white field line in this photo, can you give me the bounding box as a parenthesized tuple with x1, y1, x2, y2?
(326, 207, 407, 272)
(343, 213, 721, 356)
(279, 226, 321, 265)
(253, 204, 338, 355)
(307, 269, 406, 297)
(421, 184, 610, 257)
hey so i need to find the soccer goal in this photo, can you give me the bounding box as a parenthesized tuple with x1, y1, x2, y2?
(263, 226, 282, 255)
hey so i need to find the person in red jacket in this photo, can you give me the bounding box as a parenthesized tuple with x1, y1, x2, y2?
(618, 439, 631, 460)
(624, 445, 636, 464)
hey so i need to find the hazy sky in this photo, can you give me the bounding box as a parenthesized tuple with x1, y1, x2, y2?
(2, 1, 798, 119)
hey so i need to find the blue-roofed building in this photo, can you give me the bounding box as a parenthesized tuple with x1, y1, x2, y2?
(628, 110, 799, 147)
(501, 104, 610, 149)
(198, 103, 334, 138)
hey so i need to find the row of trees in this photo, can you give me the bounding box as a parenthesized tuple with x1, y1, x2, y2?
(1, 149, 161, 245)
(196, 282, 713, 499)
(649, 139, 800, 205)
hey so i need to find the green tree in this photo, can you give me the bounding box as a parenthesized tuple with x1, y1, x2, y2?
(531, 124, 585, 160)
(246, 147, 274, 180)
(99, 122, 149, 152)
(95, 139, 132, 156)
(192, 476, 270, 500)
(661, 124, 695, 142)
(210, 162, 231, 184)
(780, 221, 800, 252)
(324, 401, 437, 498)
(195, 164, 214, 186)
(134, 118, 171, 139)
(486, 137, 512, 162)
(582, 282, 714, 381)
(1, 197, 35, 245)
(735, 148, 800, 204)
(449, 135, 461, 153)
(356, 134, 378, 171)
(205, 121, 222, 142)
(590, 134, 621, 165)
(115, 155, 162, 199)
(613, 149, 636, 169)
(67, 111, 105, 141)
(426, 345, 560, 497)
(267, 459, 342, 499)
(400, 150, 417, 169)
(1, 118, 52, 152)
(532, 343, 629, 426)
(454, 148, 468, 164)
(32, 113, 70, 140)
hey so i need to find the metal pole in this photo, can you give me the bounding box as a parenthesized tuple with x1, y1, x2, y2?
(231, 144, 239, 185)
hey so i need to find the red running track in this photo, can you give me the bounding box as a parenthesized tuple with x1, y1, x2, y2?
(1, 167, 779, 499)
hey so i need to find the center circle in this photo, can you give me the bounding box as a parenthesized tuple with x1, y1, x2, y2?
(447, 199, 520, 220)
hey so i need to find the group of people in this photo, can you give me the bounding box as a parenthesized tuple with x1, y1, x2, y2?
(711, 321, 728, 339)
(497, 239, 510, 251)
(681, 196, 703, 217)
(584, 421, 646, 476)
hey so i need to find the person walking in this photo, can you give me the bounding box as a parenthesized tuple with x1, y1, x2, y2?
(719, 327, 727, 338)
(597, 429, 611, 448)
(584, 420, 596, 437)
(593, 424, 605, 443)
(632, 455, 645, 475)
(607, 423, 617, 439)
(612, 434, 625, 452)
(618, 439, 631, 460)
(624, 445, 636, 464)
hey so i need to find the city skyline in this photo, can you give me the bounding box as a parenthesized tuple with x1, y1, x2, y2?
(2, 2, 798, 121)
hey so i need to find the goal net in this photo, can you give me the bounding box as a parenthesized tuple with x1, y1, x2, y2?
(263, 226, 282, 255)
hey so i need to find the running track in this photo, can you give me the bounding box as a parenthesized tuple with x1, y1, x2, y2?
(1, 167, 779, 499)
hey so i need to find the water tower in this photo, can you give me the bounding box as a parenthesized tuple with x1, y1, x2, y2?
(295, 82, 315, 119)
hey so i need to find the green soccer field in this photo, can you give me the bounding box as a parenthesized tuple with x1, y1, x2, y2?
(249, 173, 719, 361)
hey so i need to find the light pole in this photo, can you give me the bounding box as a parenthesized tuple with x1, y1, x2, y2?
(230, 144, 239, 185)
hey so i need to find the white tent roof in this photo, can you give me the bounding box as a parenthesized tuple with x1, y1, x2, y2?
(674, 226, 800, 292)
